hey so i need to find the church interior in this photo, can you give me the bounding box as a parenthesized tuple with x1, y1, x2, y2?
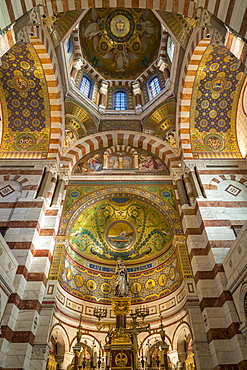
(0, 1, 247, 369)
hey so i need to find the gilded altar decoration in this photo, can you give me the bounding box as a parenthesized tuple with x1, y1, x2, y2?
(111, 297, 132, 316)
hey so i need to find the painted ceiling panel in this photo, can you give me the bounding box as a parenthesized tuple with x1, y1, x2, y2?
(0, 43, 50, 158)
(191, 45, 244, 159)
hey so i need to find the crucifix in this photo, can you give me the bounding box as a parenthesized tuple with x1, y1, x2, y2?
(121, 312, 151, 370)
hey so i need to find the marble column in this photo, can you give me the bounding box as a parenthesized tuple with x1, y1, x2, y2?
(176, 178, 189, 206)
(52, 177, 66, 207)
(183, 173, 195, 205)
(188, 170, 203, 198)
(37, 170, 53, 199)
(99, 81, 109, 114)
(132, 82, 142, 114)
(185, 297, 213, 370)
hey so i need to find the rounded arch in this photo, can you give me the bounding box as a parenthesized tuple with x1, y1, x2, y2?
(0, 174, 30, 190)
(177, 28, 210, 159)
(239, 283, 247, 328)
(103, 145, 139, 169)
(3, 2, 246, 41)
(70, 333, 102, 352)
(50, 323, 70, 352)
(29, 26, 64, 161)
(172, 321, 192, 351)
(209, 174, 247, 191)
(61, 131, 180, 171)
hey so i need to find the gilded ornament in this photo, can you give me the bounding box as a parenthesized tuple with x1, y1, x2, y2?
(87, 280, 97, 291)
(115, 352, 128, 367)
(145, 279, 155, 291)
(158, 274, 167, 287)
(74, 274, 84, 287)
(111, 297, 132, 316)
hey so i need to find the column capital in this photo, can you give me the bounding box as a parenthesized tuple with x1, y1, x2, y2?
(132, 81, 141, 96)
(157, 58, 168, 72)
(58, 168, 70, 182)
(99, 81, 109, 95)
(73, 57, 85, 70)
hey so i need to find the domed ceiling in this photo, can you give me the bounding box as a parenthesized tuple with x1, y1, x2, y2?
(79, 8, 161, 79)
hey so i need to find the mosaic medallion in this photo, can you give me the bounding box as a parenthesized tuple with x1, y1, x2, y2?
(106, 221, 135, 251)
(15, 133, 37, 151)
(107, 10, 134, 42)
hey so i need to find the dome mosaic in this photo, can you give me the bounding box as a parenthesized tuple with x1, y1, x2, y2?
(79, 8, 161, 79)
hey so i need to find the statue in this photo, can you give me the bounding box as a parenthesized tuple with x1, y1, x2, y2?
(115, 259, 129, 297)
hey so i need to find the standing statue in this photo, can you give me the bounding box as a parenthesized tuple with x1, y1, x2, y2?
(115, 259, 129, 297)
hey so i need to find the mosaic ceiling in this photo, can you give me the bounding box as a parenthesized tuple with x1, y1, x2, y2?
(79, 8, 161, 79)
(0, 43, 50, 158)
(191, 45, 244, 158)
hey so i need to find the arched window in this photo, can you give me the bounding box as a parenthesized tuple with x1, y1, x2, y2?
(114, 90, 128, 110)
(79, 74, 94, 99)
(167, 36, 175, 62)
(66, 35, 74, 59)
(148, 75, 162, 99)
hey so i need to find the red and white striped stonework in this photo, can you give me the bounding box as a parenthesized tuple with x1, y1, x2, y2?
(29, 27, 63, 162)
(177, 30, 210, 159)
(176, 165, 247, 368)
(0, 167, 63, 369)
(1, 1, 246, 41)
(61, 131, 180, 171)
(72, 28, 82, 61)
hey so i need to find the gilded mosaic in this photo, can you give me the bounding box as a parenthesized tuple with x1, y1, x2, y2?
(191, 45, 244, 158)
(0, 43, 50, 158)
(79, 8, 161, 79)
(68, 197, 173, 262)
(59, 244, 183, 304)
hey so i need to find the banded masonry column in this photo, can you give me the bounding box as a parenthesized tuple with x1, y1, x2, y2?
(0, 163, 58, 369)
(132, 81, 142, 114)
(29, 169, 67, 369)
(98, 81, 109, 114)
(172, 170, 213, 370)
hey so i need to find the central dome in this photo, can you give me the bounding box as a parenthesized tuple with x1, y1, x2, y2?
(79, 8, 161, 79)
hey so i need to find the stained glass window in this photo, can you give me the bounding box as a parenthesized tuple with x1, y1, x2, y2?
(66, 35, 74, 59)
(149, 76, 162, 99)
(114, 90, 128, 110)
(80, 76, 92, 98)
(167, 36, 175, 61)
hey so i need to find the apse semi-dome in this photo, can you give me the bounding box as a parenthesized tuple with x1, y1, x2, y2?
(79, 8, 161, 79)
(68, 197, 174, 264)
